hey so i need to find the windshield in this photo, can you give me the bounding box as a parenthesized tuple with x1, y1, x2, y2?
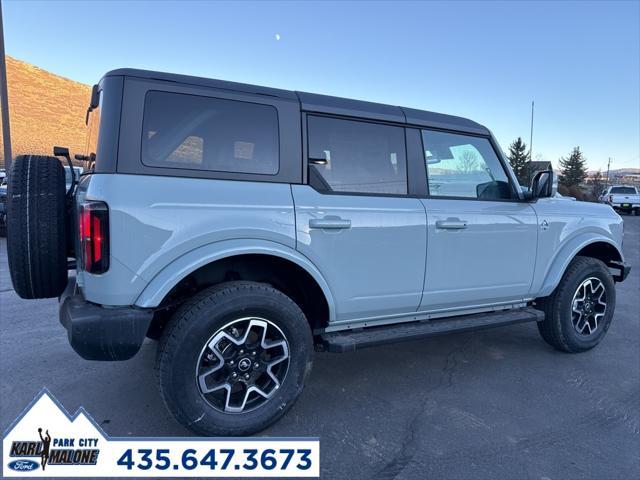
(610, 186, 636, 194)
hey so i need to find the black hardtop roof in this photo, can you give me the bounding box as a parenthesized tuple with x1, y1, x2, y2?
(104, 68, 489, 135)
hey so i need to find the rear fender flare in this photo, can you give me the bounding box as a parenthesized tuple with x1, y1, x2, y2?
(134, 238, 336, 322)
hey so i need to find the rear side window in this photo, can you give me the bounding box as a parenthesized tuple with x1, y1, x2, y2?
(307, 116, 407, 195)
(422, 130, 514, 200)
(141, 91, 279, 175)
(610, 187, 636, 194)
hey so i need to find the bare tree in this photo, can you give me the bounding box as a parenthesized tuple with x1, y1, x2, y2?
(457, 150, 479, 174)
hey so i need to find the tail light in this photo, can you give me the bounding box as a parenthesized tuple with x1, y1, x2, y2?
(79, 201, 109, 274)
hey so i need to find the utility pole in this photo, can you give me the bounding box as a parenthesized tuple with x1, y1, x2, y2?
(528, 100, 534, 184)
(605, 157, 611, 188)
(0, 0, 11, 171)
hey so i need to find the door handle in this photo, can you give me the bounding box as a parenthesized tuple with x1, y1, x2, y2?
(309, 217, 351, 230)
(436, 219, 468, 230)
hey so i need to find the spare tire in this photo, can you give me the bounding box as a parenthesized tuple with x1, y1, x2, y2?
(7, 155, 68, 299)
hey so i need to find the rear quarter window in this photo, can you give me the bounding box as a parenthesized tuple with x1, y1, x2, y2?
(141, 91, 279, 175)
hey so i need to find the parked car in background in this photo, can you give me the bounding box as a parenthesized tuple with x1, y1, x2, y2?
(5, 68, 630, 436)
(599, 185, 640, 215)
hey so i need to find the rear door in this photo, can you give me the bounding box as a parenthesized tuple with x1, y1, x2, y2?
(292, 115, 427, 323)
(418, 129, 538, 312)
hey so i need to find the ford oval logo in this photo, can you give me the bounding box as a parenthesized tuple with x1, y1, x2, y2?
(8, 459, 39, 471)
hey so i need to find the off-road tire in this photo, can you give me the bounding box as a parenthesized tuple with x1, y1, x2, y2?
(536, 256, 615, 353)
(156, 281, 313, 436)
(7, 155, 68, 299)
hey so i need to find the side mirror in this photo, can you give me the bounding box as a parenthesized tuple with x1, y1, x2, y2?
(530, 169, 554, 199)
(85, 85, 100, 125)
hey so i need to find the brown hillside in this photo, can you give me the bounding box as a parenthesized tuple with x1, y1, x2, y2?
(0, 56, 91, 167)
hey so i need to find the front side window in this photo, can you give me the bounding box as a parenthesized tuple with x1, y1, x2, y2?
(307, 116, 407, 195)
(142, 91, 279, 175)
(422, 130, 514, 200)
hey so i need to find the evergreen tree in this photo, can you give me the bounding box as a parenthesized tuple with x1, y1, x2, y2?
(559, 147, 588, 187)
(507, 137, 529, 185)
(590, 169, 605, 199)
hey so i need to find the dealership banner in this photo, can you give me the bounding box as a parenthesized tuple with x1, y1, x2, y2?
(2, 389, 319, 477)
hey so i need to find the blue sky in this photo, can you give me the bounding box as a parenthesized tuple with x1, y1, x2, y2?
(4, 0, 639, 170)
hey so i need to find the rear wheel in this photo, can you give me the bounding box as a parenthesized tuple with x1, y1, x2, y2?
(536, 256, 615, 353)
(6, 155, 68, 299)
(156, 281, 313, 436)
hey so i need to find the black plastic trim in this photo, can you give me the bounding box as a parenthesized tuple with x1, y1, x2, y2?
(321, 308, 544, 353)
(407, 127, 428, 197)
(93, 76, 124, 174)
(59, 277, 153, 361)
(297, 91, 405, 124)
(609, 261, 631, 282)
(103, 68, 490, 135)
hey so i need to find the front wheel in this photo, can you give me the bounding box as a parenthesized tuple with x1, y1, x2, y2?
(156, 281, 313, 436)
(536, 256, 616, 353)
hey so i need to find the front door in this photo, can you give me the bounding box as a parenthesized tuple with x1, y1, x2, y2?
(417, 129, 538, 312)
(293, 115, 427, 323)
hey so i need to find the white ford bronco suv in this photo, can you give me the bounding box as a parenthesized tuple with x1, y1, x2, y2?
(6, 69, 630, 436)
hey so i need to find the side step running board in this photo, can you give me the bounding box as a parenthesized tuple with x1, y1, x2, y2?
(320, 307, 544, 353)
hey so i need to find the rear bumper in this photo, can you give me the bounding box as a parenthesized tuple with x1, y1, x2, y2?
(59, 277, 154, 361)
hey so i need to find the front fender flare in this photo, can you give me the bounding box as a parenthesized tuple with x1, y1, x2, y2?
(537, 234, 623, 297)
(134, 239, 336, 322)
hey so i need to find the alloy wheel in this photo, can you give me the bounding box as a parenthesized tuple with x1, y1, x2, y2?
(571, 277, 607, 336)
(196, 317, 290, 413)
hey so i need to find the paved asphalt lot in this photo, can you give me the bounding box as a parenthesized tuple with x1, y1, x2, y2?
(1, 217, 638, 480)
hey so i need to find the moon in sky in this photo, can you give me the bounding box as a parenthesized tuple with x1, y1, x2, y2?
(275, 33, 281, 41)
